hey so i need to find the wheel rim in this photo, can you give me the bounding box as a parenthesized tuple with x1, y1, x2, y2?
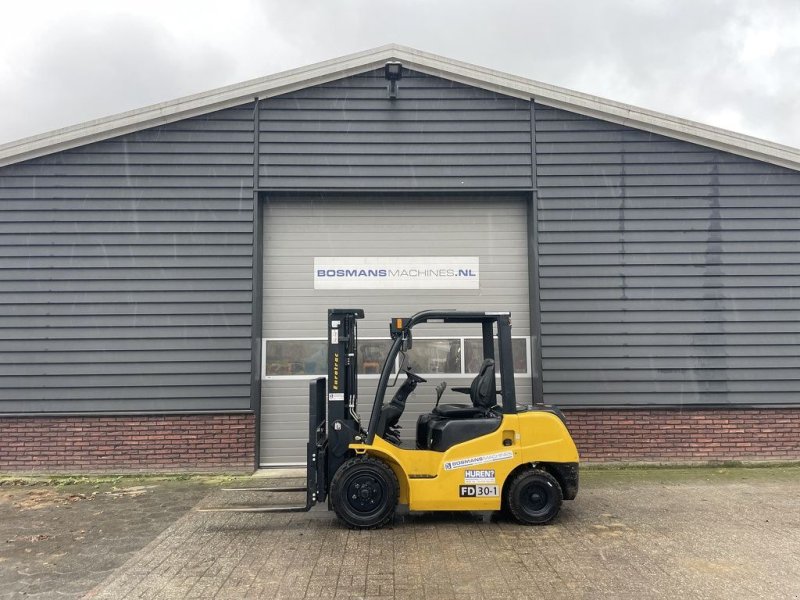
(520, 481, 552, 516)
(344, 473, 386, 515)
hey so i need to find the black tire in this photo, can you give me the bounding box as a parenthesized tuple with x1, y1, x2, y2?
(506, 468, 563, 525)
(330, 456, 399, 530)
(499, 485, 512, 519)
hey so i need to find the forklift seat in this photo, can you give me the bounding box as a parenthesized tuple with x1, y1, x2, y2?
(433, 358, 497, 419)
(416, 359, 501, 450)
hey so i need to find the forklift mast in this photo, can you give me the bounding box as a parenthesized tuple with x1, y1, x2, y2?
(326, 308, 364, 433)
(308, 308, 364, 505)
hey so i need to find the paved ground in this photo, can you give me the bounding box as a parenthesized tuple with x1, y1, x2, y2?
(0, 477, 213, 599)
(2, 467, 799, 599)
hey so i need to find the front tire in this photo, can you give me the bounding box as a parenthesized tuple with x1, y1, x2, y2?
(507, 468, 563, 525)
(330, 456, 399, 529)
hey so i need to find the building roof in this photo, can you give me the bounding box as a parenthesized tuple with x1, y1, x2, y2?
(1, 43, 799, 170)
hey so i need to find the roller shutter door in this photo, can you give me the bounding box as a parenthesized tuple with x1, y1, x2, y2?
(260, 195, 531, 465)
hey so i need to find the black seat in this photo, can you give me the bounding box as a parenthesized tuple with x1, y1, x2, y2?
(432, 358, 497, 418)
(416, 359, 500, 450)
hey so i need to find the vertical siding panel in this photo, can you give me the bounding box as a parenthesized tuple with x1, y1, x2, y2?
(0, 104, 256, 413)
(259, 69, 532, 189)
(535, 103, 800, 406)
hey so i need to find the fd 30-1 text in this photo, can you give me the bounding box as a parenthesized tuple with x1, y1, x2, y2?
(459, 485, 499, 498)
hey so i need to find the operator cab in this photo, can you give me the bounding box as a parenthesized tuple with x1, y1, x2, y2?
(371, 311, 512, 452)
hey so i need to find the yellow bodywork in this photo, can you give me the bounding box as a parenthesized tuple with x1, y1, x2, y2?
(350, 411, 579, 511)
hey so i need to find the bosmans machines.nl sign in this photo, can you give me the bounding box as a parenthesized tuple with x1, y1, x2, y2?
(314, 257, 479, 290)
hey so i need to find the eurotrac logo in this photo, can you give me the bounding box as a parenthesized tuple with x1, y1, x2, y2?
(313, 257, 480, 290)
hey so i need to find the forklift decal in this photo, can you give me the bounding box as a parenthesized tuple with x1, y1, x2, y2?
(459, 485, 499, 498)
(444, 450, 513, 471)
(464, 469, 495, 484)
(331, 352, 340, 390)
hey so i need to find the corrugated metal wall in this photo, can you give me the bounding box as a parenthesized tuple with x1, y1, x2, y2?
(534, 103, 800, 406)
(0, 104, 256, 413)
(3, 67, 800, 420)
(258, 68, 532, 189)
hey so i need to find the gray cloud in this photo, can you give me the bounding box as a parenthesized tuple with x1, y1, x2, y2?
(0, 12, 235, 143)
(1, 0, 799, 148)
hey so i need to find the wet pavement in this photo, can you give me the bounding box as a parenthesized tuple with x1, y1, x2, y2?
(2, 467, 799, 599)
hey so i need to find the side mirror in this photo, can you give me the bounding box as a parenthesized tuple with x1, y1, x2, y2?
(400, 330, 412, 352)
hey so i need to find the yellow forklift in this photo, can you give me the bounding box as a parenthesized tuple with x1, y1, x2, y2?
(205, 309, 579, 529)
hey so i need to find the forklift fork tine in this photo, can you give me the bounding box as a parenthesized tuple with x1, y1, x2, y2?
(196, 505, 311, 513)
(220, 486, 307, 493)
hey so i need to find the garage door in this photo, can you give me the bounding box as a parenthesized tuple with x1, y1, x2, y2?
(260, 195, 532, 465)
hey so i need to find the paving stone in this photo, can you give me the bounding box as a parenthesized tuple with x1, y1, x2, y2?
(90, 468, 800, 600)
(3, 467, 800, 599)
(0, 479, 211, 600)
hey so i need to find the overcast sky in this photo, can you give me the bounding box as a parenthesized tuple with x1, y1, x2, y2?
(1, 0, 799, 148)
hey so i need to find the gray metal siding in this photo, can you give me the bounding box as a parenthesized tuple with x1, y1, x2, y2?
(258, 69, 532, 190)
(5, 64, 800, 422)
(534, 103, 800, 406)
(0, 104, 255, 413)
(260, 196, 531, 464)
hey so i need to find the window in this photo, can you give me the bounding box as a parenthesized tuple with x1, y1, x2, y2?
(264, 340, 326, 376)
(405, 338, 461, 374)
(358, 340, 393, 375)
(463, 337, 529, 374)
(263, 336, 530, 380)
(263, 338, 396, 378)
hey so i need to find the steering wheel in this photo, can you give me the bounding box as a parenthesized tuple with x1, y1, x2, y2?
(403, 369, 427, 384)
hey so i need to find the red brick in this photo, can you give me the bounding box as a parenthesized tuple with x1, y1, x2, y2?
(565, 408, 800, 464)
(0, 414, 255, 473)
(2, 409, 797, 471)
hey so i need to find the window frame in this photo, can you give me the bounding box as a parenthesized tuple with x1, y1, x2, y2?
(261, 336, 531, 381)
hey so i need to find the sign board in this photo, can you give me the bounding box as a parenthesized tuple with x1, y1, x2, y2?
(314, 257, 479, 290)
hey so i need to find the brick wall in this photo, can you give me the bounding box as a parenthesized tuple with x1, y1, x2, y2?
(565, 408, 800, 463)
(2, 409, 799, 473)
(0, 414, 255, 473)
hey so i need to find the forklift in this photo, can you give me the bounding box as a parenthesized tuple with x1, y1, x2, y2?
(204, 309, 579, 529)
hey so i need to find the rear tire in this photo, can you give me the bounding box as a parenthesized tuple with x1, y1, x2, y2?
(330, 456, 399, 530)
(507, 468, 563, 525)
